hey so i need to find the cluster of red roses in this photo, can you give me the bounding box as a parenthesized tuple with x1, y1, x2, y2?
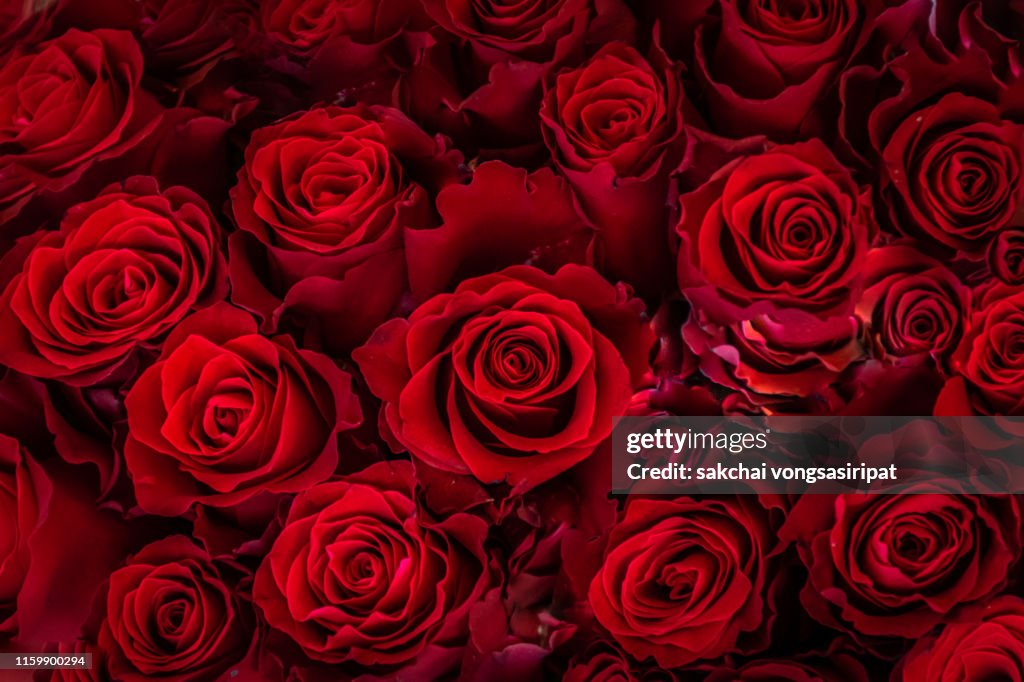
(0, 0, 1022, 679)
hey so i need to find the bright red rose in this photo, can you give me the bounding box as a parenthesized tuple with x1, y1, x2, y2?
(897, 596, 1024, 681)
(123, 302, 362, 516)
(937, 284, 1024, 416)
(0, 434, 50, 640)
(856, 245, 971, 366)
(98, 536, 250, 682)
(589, 496, 779, 668)
(540, 40, 686, 298)
(354, 265, 654, 490)
(0, 29, 160, 223)
(253, 461, 491, 673)
(677, 140, 873, 317)
(880, 94, 1024, 253)
(229, 104, 460, 352)
(0, 176, 226, 385)
(783, 490, 1021, 639)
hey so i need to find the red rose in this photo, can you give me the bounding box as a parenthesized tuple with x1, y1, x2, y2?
(229, 105, 460, 352)
(98, 536, 250, 681)
(897, 596, 1024, 681)
(989, 228, 1024, 285)
(261, 0, 419, 58)
(354, 265, 653, 490)
(253, 461, 491, 672)
(681, 299, 863, 413)
(690, 0, 908, 140)
(564, 641, 678, 682)
(0, 29, 160, 222)
(540, 40, 686, 297)
(856, 245, 971, 365)
(705, 652, 870, 682)
(677, 140, 872, 316)
(123, 302, 362, 516)
(782, 490, 1021, 639)
(589, 496, 779, 667)
(0, 176, 226, 385)
(139, 0, 257, 81)
(937, 284, 1024, 416)
(0, 434, 50, 639)
(401, 0, 635, 159)
(880, 93, 1024, 253)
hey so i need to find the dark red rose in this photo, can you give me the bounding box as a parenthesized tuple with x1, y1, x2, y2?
(229, 104, 460, 353)
(782, 490, 1021, 639)
(138, 0, 257, 81)
(0, 0, 53, 55)
(0, 29, 160, 223)
(354, 265, 653, 490)
(589, 496, 779, 667)
(897, 596, 1024, 681)
(681, 299, 864, 413)
(880, 93, 1024, 253)
(0, 434, 50, 639)
(989, 228, 1024, 285)
(540, 40, 686, 298)
(856, 245, 971, 366)
(563, 641, 678, 681)
(933, 0, 1024, 79)
(260, 0, 419, 58)
(98, 536, 250, 682)
(690, 0, 910, 140)
(123, 302, 362, 516)
(401, 0, 635, 159)
(937, 284, 1024, 416)
(404, 160, 593, 301)
(704, 650, 870, 682)
(254, 461, 491, 673)
(0, 176, 226, 385)
(677, 140, 873, 316)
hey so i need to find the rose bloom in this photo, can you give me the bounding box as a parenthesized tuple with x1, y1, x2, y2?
(897, 596, 1024, 681)
(540, 41, 686, 297)
(254, 461, 491, 672)
(0, 176, 226, 385)
(229, 104, 458, 352)
(139, 0, 257, 80)
(354, 265, 654, 490)
(98, 536, 249, 682)
(0, 29, 160, 222)
(937, 284, 1024, 416)
(589, 496, 778, 667)
(783, 489, 1021, 639)
(880, 93, 1024, 253)
(677, 140, 872, 316)
(260, 0, 419, 57)
(856, 245, 971, 366)
(124, 302, 362, 516)
(989, 229, 1024, 285)
(0, 434, 49, 639)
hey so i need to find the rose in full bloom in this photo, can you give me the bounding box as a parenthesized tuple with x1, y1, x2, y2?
(897, 597, 1024, 681)
(354, 265, 653, 490)
(540, 41, 686, 297)
(880, 93, 1024, 253)
(783, 490, 1021, 639)
(98, 536, 250, 681)
(229, 104, 460, 352)
(589, 496, 778, 667)
(856, 245, 971, 366)
(0, 176, 227, 385)
(0, 29, 160, 222)
(253, 461, 491, 672)
(0, 434, 50, 639)
(936, 284, 1024, 416)
(124, 302, 362, 515)
(677, 140, 873, 316)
